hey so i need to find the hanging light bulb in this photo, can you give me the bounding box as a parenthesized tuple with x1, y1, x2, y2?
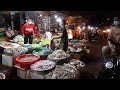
(55, 15, 58, 18)
(56, 18, 62, 23)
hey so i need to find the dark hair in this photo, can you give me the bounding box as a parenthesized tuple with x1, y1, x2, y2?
(62, 20, 66, 25)
(28, 18, 32, 20)
(114, 17, 120, 21)
(26, 18, 32, 21)
(5, 24, 10, 29)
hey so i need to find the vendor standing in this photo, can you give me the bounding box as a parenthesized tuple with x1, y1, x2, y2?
(21, 18, 37, 44)
(53, 20, 68, 52)
(60, 20, 68, 52)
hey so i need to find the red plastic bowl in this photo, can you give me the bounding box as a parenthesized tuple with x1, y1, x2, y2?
(16, 54, 40, 69)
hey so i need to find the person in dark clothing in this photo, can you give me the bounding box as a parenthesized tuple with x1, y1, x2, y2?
(89, 29, 99, 41)
(52, 20, 68, 52)
(60, 20, 68, 52)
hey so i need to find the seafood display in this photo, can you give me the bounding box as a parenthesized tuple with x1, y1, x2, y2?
(13, 35, 24, 45)
(45, 60, 85, 79)
(69, 43, 86, 48)
(35, 51, 44, 55)
(79, 39, 88, 44)
(0, 41, 12, 47)
(47, 50, 70, 60)
(4, 47, 28, 55)
(74, 43, 86, 47)
(16, 54, 40, 69)
(18, 42, 24, 45)
(0, 33, 87, 79)
(69, 59, 85, 69)
(45, 71, 53, 79)
(20, 56, 37, 62)
(33, 49, 53, 56)
(13, 35, 24, 43)
(0, 41, 21, 48)
(30, 60, 56, 71)
(69, 46, 83, 53)
(46, 64, 78, 79)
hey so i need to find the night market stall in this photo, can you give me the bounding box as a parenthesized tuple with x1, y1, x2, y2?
(0, 11, 92, 79)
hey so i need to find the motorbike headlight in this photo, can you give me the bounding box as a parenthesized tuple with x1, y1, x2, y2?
(105, 61, 114, 69)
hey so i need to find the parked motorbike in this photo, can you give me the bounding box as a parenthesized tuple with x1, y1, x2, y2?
(97, 38, 120, 79)
(97, 56, 120, 79)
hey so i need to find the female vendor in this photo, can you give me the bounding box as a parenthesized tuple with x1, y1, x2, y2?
(21, 18, 37, 44)
(52, 19, 68, 52)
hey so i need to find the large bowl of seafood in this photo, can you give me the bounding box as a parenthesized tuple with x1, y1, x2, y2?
(30, 60, 56, 71)
(4, 47, 28, 55)
(47, 50, 70, 65)
(16, 54, 40, 69)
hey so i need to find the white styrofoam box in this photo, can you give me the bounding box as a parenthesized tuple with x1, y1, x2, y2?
(27, 71, 45, 79)
(14, 64, 30, 79)
(17, 69, 30, 79)
(15, 64, 47, 79)
(2, 54, 14, 67)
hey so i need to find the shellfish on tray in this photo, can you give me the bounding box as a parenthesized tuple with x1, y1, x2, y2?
(47, 50, 70, 60)
(50, 64, 78, 79)
(69, 46, 83, 53)
(1, 42, 12, 47)
(5, 47, 28, 55)
(20, 56, 37, 62)
(30, 60, 56, 71)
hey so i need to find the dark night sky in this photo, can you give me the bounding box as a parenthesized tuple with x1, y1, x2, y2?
(59, 11, 120, 27)
(71, 11, 120, 25)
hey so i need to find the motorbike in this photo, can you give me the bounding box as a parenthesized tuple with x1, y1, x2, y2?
(97, 38, 120, 79)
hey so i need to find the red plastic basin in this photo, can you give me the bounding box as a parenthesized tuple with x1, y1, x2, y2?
(16, 54, 40, 69)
